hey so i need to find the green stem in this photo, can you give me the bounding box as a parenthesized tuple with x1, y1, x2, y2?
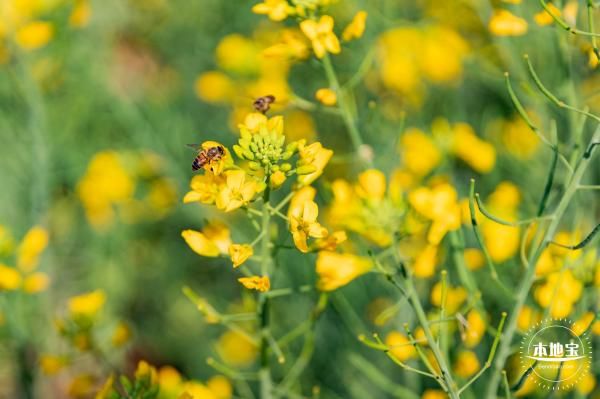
(321, 53, 372, 167)
(259, 188, 273, 399)
(485, 127, 600, 398)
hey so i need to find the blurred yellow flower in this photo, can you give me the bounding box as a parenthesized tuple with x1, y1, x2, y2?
(39, 354, 68, 375)
(431, 282, 467, 313)
(296, 142, 333, 186)
(0, 264, 21, 290)
(534, 3, 560, 26)
(15, 21, 53, 50)
(489, 9, 528, 36)
(206, 375, 232, 399)
(315, 87, 337, 106)
(453, 350, 480, 378)
(216, 34, 260, 75)
(68, 374, 95, 398)
(577, 373, 596, 395)
(482, 223, 519, 263)
(409, 183, 461, 245)
(342, 11, 367, 42)
(413, 244, 438, 278)
(229, 244, 253, 267)
(135, 360, 158, 385)
(263, 29, 310, 60)
(69, 0, 91, 28)
(385, 331, 416, 361)
(216, 170, 258, 212)
(419, 25, 469, 84)
(194, 71, 233, 103)
(252, 0, 293, 21)
(451, 123, 496, 173)
(22, 272, 49, 293)
(572, 312, 595, 336)
(17, 225, 48, 272)
(300, 16, 341, 59)
(534, 270, 582, 318)
(238, 275, 270, 292)
(399, 128, 441, 177)
(77, 151, 135, 229)
(111, 322, 131, 347)
(497, 116, 540, 159)
(517, 306, 541, 332)
(422, 390, 446, 399)
(181, 382, 218, 399)
(316, 251, 372, 291)
(464, 309, 486, 347)
(289, 200, 328, 252)
(68, 289, 106, 318)
(217, 330, 258, 366)
(464, 248, 484, 271)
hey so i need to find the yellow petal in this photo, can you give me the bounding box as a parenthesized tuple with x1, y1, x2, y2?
(300, 19, 319, 39)
(181, 230, 220, 257)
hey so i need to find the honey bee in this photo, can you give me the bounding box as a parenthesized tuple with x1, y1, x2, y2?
(188, 144, 225, 171)
(253, 95, 276, 114)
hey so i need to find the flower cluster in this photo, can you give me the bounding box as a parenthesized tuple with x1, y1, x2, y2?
(77, 150, 177, 230)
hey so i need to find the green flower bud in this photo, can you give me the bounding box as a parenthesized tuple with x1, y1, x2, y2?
(248, 161, 262, 170)
(233, 145, 245, 159)
(280, 163, 292, 172)
(296, 164, 317, 175)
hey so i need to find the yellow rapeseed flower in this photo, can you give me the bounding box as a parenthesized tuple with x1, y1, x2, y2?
(464, 248, 484, 271)
(431, 282, 467, 313)
(409, 183, 461, 245)
(517, 305, 541, 332)
(22, 272, 50, 293)
(194, 71, 234, 103)
(182, 221, 231, 259)
(300, 15, 341, 59)
(296, 142, 333, 186)
(399, 128, 441, 177)
(385, 331, 416, 361)
(342, 11, 367, 42)
(289, 200, 328, 252)
(111, 321, 131, 347)
(215, 34, 260, 75)
(413, 244, 438, 278)
(216, 170, 258, 212)
(39, 354, 68, 375)
(315, 251, 372, 291)
(252, 0, 294, 22)
(315, 88, 337, 106)
(69, 0, 91, 28)
(263, 29, 310, 61)
(206, 375, 232, 399)
(499, 116, 540, 159)
(451, 122, 496, 173)
(453, 350, 480, 378)
(217, 330, 258, 366)
(488, 9, 528, 36)
(68, 289, 106, 318)
(0, 264, 21, 290)
(15, 20, 53, 50)
(238, 275, 270, 292)
(464, 309, 486, 347)
(17, 225, 49, 272)
(183, 173, 226, 205)
(229, 244, 253, 267)
(534, 270, 583, 318)
(534, 3, 560, 26)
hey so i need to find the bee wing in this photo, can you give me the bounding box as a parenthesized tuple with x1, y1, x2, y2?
(186, 144, 201, 151)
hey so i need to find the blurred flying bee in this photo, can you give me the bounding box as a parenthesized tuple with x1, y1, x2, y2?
(253, 95, 276, 114)
(188, 144, 225, 171)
